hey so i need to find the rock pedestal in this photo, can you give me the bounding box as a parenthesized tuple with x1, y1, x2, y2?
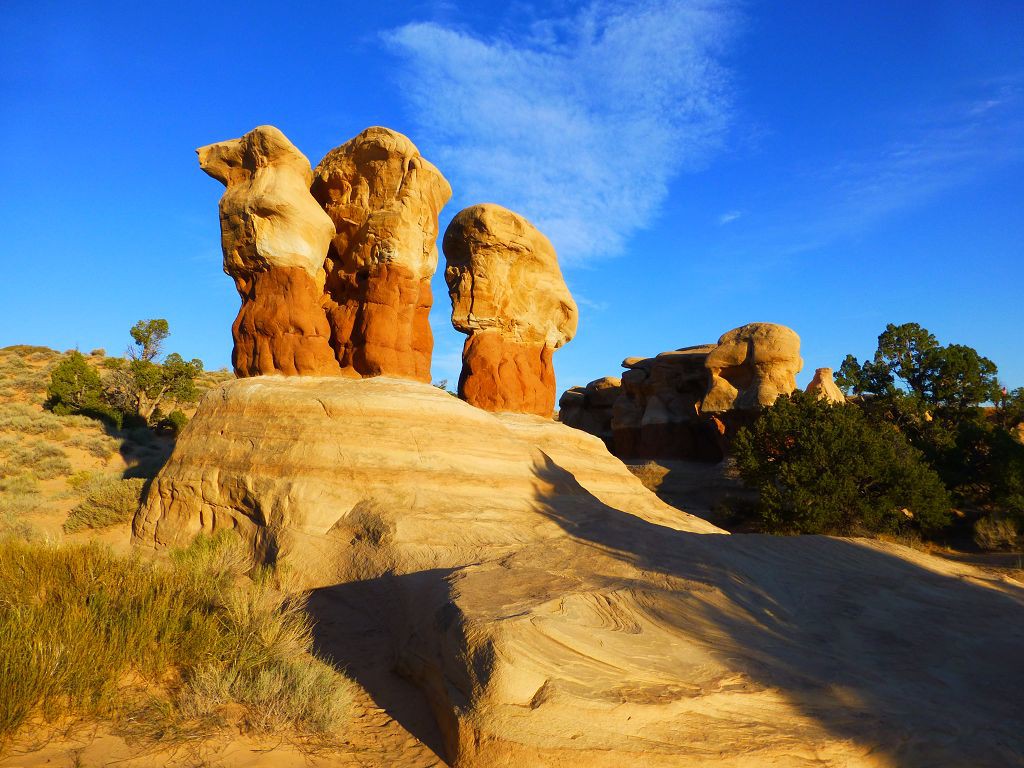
(806, 367, 847, 404)
(312, 127, 452, 382)
(443, 204, 578, 416)
(197, 125, 338, 377)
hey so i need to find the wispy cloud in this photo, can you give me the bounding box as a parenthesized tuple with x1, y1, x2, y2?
(717, 210, 742, 225)
(386, 1, 737, 265)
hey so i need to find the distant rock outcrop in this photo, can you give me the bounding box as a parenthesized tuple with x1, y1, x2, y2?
(561, 323, 804, 461)
(311, 127, 451, 382)
(559, 376, 621, 449)
(443, 204, 578, 416)
(197, 125, 339, 376)
(701, 322, 803, 413)
(806, 367, 847, 404)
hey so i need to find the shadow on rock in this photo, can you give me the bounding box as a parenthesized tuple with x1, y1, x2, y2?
(530, 451, 1024, 767)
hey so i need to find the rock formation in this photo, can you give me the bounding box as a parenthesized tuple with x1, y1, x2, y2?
(443, 204, 578, 416)
(611, 345, 726, 460)
(701, 322, 803, 413)
(558, 376, 621, 449)
(199, 124, 451, 381)
(135, 376, 1024, 767)
(806, 366, 847, 404)
(311, 127, 451, 382)
(197, 125, 339, 376)
(560, 323, 804, 461)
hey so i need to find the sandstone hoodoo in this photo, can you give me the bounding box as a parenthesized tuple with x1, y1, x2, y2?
(443, 204, 578, 416)
(806, 366, 847, 404)
(197, 125, 339, 377)
(701, 322, 804, 413)
(311, 127, 451, 382)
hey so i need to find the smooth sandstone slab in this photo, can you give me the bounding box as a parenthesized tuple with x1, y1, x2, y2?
(134, 378, 1024, 768)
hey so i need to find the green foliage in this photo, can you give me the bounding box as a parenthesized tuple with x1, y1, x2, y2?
(733, 390, 952, 536)
(837, 323, 1000, 411)
(64, 478, 146, 533)
(129, 318, 170, 362)
(158, 409, 189, 436)
(46, 352, 104, 415)
(0, 533, 353, 739)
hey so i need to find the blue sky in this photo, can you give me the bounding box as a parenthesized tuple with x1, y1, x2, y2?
(1, 1, 1021, 393)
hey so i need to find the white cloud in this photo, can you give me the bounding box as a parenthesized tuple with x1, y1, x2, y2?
(717, 210, 742, 225)
(386, 1, 736, 264)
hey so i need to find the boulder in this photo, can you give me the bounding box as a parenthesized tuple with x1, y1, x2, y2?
(701, 322, 803, 413)
(311, 127, 451, 382)
(197, 125, 339, 376)
(443, 204, 578, 416)
(806, 367, 847, 404)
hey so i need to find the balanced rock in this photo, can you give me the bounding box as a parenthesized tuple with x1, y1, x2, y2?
(311, 127, 451, 382)
(197, 125, 339, 376)
(702, 322, 803, 413)
(443, 204, 578, 416)
(806, 367, 846, 404)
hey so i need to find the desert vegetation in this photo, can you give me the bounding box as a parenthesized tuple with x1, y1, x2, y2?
(0, 532, 353, 742)
(732, 322, 1024, 545)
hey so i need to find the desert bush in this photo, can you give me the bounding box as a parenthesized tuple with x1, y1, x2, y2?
(734, 390, 952, 536)
(64, 478, 147, 533)
(0, 532, 354, 740)
(89, 348, 106, 357)
(974, 515, 1020, 551)
(0, 403, 68, 439)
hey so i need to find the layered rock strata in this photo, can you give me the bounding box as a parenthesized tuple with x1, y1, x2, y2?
(135, 376, 1024, 767)
(311, 127, 451, 382)
(443, 204, 578, 416)
(197, 125, 338, 376)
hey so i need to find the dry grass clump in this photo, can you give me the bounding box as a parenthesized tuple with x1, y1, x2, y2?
(64, 478, 147, 533)
(0, 436, 72, 481)
(67, 432, 118, 459)
(0, 532, 354, 742)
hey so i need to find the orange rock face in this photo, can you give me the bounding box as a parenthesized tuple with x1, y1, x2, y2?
(443, 204, 577, 416)
(197, 125, 340, 377)
(231, 266, 341, 377)
(458, 331, 557, 417)
(312, 127, 451, 382)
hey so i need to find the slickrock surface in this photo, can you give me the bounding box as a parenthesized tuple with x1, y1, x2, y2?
(134, 377, 1024, 767)
(443, 204, 578, 416)
(197, 125, 338, 376)
(558, 376, 621, 449)
(312, 127, 451, 382)
(702, 322, 804, 413)
(806, 366, 847, 404)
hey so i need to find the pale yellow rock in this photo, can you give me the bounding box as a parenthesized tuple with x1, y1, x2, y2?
(311, 126, 451, 278)
(806, 366, 847, 404)
(443, 204, 578, 347)
(702, 322, 803, 412)
(197, 125, 335, 291)
(133, 377, 1024, 768)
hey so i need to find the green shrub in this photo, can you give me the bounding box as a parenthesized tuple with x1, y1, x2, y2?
(0, 533, 353, 740)
(734, 390, 953, 536)
(64, 478, 147, 533)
